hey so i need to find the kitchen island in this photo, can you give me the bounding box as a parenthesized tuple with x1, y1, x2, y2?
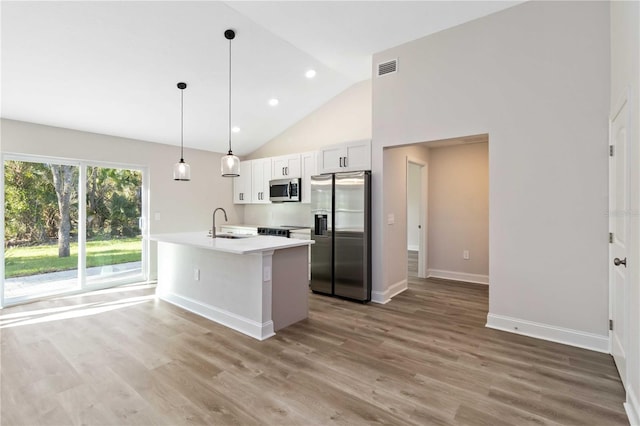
(151, 231, 313, 340)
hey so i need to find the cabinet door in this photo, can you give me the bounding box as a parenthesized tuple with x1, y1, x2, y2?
(233, 160, 252, 204)
(318, 140, 371, 173)
(272, 154, 301, 179)
(251, 159, 272, 204)
(343, 140, 371, 171)
(301, 151, 317, 204)
(317, 145, 344, 174)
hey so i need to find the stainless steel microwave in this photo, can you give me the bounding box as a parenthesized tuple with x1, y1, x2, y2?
(269, 178, 301, 202)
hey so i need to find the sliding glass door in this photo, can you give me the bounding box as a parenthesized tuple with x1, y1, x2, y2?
(85, 166, 143, 286)
(3, 159, 80, 300)
(2, 155, 147, 306)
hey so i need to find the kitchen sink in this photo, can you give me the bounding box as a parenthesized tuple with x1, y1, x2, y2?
(215, 234, 251, 239)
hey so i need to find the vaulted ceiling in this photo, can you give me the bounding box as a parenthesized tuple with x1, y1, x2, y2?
(1, 1, 522, 155)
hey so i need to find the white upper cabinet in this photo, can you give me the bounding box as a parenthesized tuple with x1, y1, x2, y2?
(233, 160, 252, 204)
(317, 145, 342, 173)
(301, 151, 317, 204)
(271, 154, 301, 179)
(317, 139, 371, 174)
(251, 158, 272, 203)
(232, 143, 368, 205)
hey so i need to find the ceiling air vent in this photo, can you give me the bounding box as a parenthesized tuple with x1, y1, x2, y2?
(377, 59, 398, 77)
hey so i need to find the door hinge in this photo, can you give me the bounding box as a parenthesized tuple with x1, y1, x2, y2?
(609, 319, 613, 331)
(609, 232, 614, 243)
(610, 145, 614, 157)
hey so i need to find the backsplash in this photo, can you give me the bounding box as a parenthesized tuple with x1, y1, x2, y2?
(243, 203, 312, 227)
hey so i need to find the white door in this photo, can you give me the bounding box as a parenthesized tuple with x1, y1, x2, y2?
(609, 95, 629, 386)
(407, 159, 427, 278)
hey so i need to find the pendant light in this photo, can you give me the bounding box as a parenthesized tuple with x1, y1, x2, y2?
(221, 29, 240, 177)
(173, 82, 191, 181)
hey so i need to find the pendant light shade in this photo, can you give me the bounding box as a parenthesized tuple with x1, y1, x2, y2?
(221, 29, 240, 177)
(173, 82, 191, 181)
(221, 152, 240, 177)
(173, 159, 190, 181)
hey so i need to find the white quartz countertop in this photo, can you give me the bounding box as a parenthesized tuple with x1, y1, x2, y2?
(150, 231, 314, 255)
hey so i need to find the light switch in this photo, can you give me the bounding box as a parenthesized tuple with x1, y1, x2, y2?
(154, 212, 161, 221)
(387, 214, 395, 225)
(463, 250, 470, 260)
(194, 268, 200, 281)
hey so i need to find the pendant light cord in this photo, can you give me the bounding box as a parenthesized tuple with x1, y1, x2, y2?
(228, 36, 232, 155)
(180, 87, 184, 161)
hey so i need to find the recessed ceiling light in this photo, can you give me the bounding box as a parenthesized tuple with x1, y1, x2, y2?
(305, 69, 317, 79)
(268, 98, 279, 107)
(232, 126, 240, 133)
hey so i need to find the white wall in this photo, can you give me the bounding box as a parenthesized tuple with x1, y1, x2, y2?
(428, 142, 489, 280)
(611, 1, 640, 423)
(243, 79, 372, 226)
(247, 80, 372, 159)
(1, 119, 242, 279)
(372, 1, 610, 349)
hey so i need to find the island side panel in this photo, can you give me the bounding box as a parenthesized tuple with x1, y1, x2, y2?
(271, 245, 309, 331)
(156, 241, 275, 340)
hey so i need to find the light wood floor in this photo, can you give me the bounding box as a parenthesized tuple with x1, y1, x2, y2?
(0, 278, 627, 425)
(408, 250, 418, 277)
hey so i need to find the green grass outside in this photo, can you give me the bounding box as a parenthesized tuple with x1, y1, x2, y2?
(4, 237, 142, 278)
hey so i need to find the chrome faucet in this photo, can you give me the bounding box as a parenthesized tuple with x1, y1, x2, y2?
(211, 208, 228, 238)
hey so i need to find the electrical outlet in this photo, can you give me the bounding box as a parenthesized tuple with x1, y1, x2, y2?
(194, 268, 200, 281)
(463, 250, 470, 260)
(154, 212, 161, 221)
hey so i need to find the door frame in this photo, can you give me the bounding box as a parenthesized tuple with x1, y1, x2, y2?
(608, 88, 631, 386)
(406, 156, 427, 278)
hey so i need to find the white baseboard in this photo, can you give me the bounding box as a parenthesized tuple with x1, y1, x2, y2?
(371, 279, 407, 304)
(626, 385, 640, 426)
(427, 269, 489, 285)
(407, 245, 419, 251)
(486, 313, 609, 353)
(158, 291, 275, 341)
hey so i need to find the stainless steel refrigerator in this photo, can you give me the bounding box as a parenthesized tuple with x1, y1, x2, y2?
(310, 171, 371, 302)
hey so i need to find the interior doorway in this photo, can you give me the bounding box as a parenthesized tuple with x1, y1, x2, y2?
(389, 134, 488, 291)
